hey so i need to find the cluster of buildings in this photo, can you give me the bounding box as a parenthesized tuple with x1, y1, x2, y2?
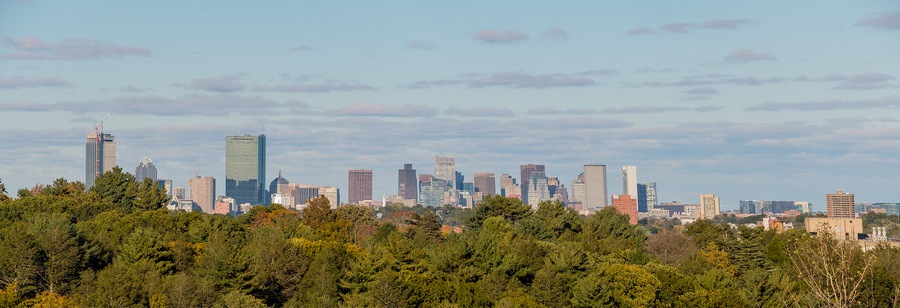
(86, 132, 897, 233)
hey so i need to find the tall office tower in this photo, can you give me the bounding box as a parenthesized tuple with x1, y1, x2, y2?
(85, 131, 116, 188)
(318, 186, 340, 209)
(526, 172, 550, 208)
(157, 179, 173, 198)
(473, 172, 496, 197)
(827, 190, 855, 218)
(583, 164, 608, 211)
(290, 185, 320, 208)
(225, 134, 266, 205)
(637, 182, 657, 212)
(455, 171, 465, 193)
(190, 176, 216, 213)
(520, 164, 545, 205)
(571, 178, 586, 203)
(398, 163, 418, 202)
(269, 171, 289, 197)
(622, 165, 637, 198)
(612, 195, 639, 225)
(348, 169, 373, 204)
(434, 156, 456, 191)
(499, 174, 517, 197)
(134, 157, 158, 183)
(699, 193, 720, 219)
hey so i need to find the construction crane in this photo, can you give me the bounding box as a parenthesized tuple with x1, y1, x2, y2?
(94, 113, 112, 134)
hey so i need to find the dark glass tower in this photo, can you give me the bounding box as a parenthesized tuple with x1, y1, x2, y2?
(225, 134, 266, 206)
(398, 164, 417, 202)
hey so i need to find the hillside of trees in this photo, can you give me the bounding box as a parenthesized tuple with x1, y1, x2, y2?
(1, 169, 899, 307)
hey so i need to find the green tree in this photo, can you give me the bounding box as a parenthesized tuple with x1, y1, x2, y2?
(646, 229, 696, 265)
(89, 166, 138, 212)
(301, 195, 335, 229)
(0, 178, 9, 202)
(787, 232, 874, 307)
(581, 207, 648, 259)
(134, 177, 169, 211)
(215, 290, 267, 308)
(465, 195, 532, 230)
(570, 262, 660, 307)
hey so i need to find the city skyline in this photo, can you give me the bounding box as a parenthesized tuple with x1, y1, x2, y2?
(2, 2, 899, 208)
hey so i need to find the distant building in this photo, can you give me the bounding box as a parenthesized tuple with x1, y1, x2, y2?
(434, 156, 456, 191)
(318, 186, 340, 209)
(827, 190, 855, 218)
(85, 131, 116, 188)
(189, 176, 215, 213)
(499, 174, 520, 199)
(420, 176, 449, 207)
(873, 203, 900, 215)
(172, 186, 186, 201)
(571, 174, 586, 204)
(637, 182, 657, 212)
(622, 166, 637, 198)
(526, 172, 550, 208)
(225, 134, 266, 206)
(156, 179, 173, 198)
(398, 164, 418, 202)
(269, 171, 289, 198)
(699, 194, 720, 219)
(134, 157, 157, 183)
(806, 217, 863, 240)
(583, 164, 608, 212)
(348, 169, 373, 204)
(612, 195, 639, 225)
(473, 172, 496, 197)
(520, 164, 545, 205)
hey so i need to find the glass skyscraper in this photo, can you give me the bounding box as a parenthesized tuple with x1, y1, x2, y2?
(225, 134, 266, 206)
(85, 132, 116, 188)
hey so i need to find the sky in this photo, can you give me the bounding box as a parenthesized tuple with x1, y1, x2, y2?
(1, 1, 899, 211)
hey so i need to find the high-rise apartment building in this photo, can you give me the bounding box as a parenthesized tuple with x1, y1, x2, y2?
(622, 165, 637, 198)
(190, 176, 216, 213)
(473, 172, 496, 197)
(225, 134, 266, 206)
(398, 163, 418, 202)
(827, 190, 855, 218)
(134, 157, 157, 183)
(612, 194, 639, 225)
(637, 182, 657, 212)
(520, 164, 545, 205)
(583, 164, 608, 211)
(85, 132, 116, 188)
(699, 193, 720, 219)
(348, 169, 373, 204)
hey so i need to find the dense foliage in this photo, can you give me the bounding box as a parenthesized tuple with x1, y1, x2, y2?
(1, 174, 899, 307)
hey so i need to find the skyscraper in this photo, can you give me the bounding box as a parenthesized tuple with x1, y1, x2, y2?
(827, 190, 855, 218)
(526, 172, 550, 208)
(499, 174, 520, 199)
(269, 171, 289, 197)
(85, 131, 116, 188)
(583, 164, 608, 212)
(434, 156, 456, 191)
(473, 172, 496, 197)
(190, 176, 215, 213)
(135, 157, 158, 183)
(637, 182, 657, 212)
(622, 165, 637, 198)
(520, 164, 545, 205)
(398, 163, 418, 202)
(225, 134, 266, 206)
(699, 193, 720, 219)
(348, 169, 373, 204)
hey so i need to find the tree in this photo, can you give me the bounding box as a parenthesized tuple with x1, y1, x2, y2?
(646, 229, 696, 265)
(134, 177, 169, 211)
(89, 166, 138, 212)
(0, 178, 8, 202)
(570, 262, 660, 307)
(302, 196, 335, 230)
(787, 232, 874, 307)
(465, 195, 532, 230)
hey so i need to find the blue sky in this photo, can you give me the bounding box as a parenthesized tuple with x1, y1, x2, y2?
(1, 1, 899, 210)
